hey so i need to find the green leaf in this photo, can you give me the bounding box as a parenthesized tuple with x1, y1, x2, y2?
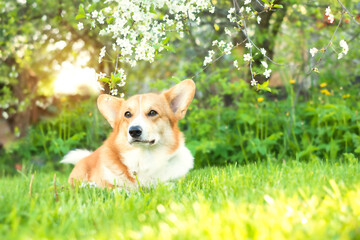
(273, 4, 283, 9)
(257, 81, 271, 92)
(153, 44, 161, 50)
(164, 45, 175, 53)
(262, 0, 270, 4)
(263, 87, 271, 92)
(99, 77, 110, 83)
(162, 37, 169, 45)
(88, 4, 95, 13)
(107, 17, 115, 24)
(75, 5, 85, 20)
(262, 80, 269, 87)
(112, 77, 121, 84)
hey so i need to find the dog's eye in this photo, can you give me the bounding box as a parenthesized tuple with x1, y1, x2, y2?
(124, 111, 132, 118)
(148, 110, 158, 117)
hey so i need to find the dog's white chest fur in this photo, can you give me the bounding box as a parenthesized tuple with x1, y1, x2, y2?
(103, 145, 194, 188)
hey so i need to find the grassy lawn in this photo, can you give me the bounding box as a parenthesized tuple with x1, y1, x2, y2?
(0, 160, 359, 239)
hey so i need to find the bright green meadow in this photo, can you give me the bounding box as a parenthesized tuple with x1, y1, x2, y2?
(1, 0, 360, 239)
(0, 160, 359, 239)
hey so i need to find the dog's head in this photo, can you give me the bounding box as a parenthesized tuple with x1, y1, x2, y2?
(97, 79, 195, 152)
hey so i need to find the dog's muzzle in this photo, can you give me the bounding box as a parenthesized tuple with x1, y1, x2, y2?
(128, 125, 156, 145)
(129, 125, 142, 138)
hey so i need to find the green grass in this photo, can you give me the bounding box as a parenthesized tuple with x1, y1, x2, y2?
(0, 160, 359, 239)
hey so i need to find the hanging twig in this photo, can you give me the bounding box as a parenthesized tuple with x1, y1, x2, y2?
(287, 11, 345, 145)
(337, 0, 360, 25)
(191, 39, 247, 79)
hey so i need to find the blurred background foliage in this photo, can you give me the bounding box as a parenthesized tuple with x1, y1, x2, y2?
(0, 0, 359, 174)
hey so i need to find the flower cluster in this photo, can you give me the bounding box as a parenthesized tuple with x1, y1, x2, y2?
(203, 40, 234, 66)
(233, 60, 240, 70)
(223, 2, 276, 87)
(203, 50, 215, 66)
(203, 0, 279, 88)
(79, 0, 212, 96)
(325, 6, 335, 24)
(261, 61, 271, 79)
(337, 40, 349, 59)
(309, 39, 349, 60)
(98, 46, 106, 63)
(116, 68, 127, 88)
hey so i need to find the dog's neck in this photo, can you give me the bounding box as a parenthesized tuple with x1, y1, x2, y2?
(123, 144, 180, 172)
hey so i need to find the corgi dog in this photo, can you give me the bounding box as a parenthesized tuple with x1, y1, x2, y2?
(61, 79, 195, 189)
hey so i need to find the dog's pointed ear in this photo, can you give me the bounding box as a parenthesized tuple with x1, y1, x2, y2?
(97, 94, 124, 128)
(163, 79, 196, 120)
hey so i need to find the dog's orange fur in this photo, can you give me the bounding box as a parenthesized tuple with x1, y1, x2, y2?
(66, 79, 195, 188)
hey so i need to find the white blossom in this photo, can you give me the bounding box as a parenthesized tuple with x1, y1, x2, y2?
(261, 61, 268, 69)
(224, 42, 233, 55)
(97, 12, 105, 24)
(339, 40, 349, 54)
(325, 6, 331, 16)
(96, 81, 105, 91)
(204, 50, 215, 65)
(203, 56, 212, 66)
(99, 29, 107, 36)
(209, 6, 215, 13)
(104, 7, 112, 13)
(91, 10, 98, 19)
(328, 14, 334, 23)
(246, 7, 252, 13)
(225, 28, 232, 36)
(251, 79, 257, 86)
(218, 40, 226, 48)
(117, 82, 126, 87)
(338, 40, 349, 59)
(2, 111, 9, 120)
(260, 48, 266, 56)
(245, 42, 252, 49)
(245, 0, 251, 5)
(309, 48, 318, 57)
(257, 16, 261, 24)
(96, 72, 106, 80)
(233, 60, 239, 69)
(116, 68, 127, 84)
(110, 88, 118, 96)
(99, 46, 106, 63)
(227, 8, 236, 22)
(263, 69, 271, 78)
(77, 22, 84, 30)
(243, 53, 252, 62)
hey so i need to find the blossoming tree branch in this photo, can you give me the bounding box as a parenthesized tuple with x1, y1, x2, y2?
(76, 0, 358, 96)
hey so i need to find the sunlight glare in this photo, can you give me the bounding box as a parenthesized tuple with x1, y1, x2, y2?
(53, 61, 99, 95)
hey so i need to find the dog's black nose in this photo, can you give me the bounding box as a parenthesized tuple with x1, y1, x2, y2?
(129, 126, 142, 138)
